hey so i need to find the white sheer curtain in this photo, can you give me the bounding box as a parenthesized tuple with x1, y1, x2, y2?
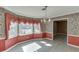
(19, 22, 33, 36)
(24, 23, 33, 35)
(33, 23, 41, 34)
(8, 21, 18, 38)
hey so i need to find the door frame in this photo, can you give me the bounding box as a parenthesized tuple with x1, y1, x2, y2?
(53, 18, 68, 44)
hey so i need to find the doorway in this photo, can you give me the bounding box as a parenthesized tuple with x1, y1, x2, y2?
(53, 19, 67, 43)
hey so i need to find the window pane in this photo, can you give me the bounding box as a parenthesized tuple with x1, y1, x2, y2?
(34, 23, 41, 34)
(19, 22, 33, 36)
(8, 21, 18, 38)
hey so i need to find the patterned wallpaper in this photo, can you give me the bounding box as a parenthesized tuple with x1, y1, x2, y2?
(0, 9, 5, 38)
(68, 14, 79, 35)
(46, 21, 53, 33)
(52, 13, 79, 36)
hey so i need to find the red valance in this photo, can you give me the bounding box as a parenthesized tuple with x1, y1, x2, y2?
(19, 17, 34, 24)
(33, 19, 41, 24)
(5, 13, 18, 30)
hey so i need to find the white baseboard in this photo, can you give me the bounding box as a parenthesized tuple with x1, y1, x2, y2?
(67, 43, 79, 48)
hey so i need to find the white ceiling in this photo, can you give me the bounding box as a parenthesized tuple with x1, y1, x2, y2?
(3, 6, 79, 18)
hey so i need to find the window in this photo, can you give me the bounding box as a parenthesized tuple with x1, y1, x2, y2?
(33, 23, 41, 34)
(8, 21, 18, 38)
(19, 22, 33, 36)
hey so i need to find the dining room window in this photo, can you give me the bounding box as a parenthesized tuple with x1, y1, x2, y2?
(33, 22, 41, 34)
